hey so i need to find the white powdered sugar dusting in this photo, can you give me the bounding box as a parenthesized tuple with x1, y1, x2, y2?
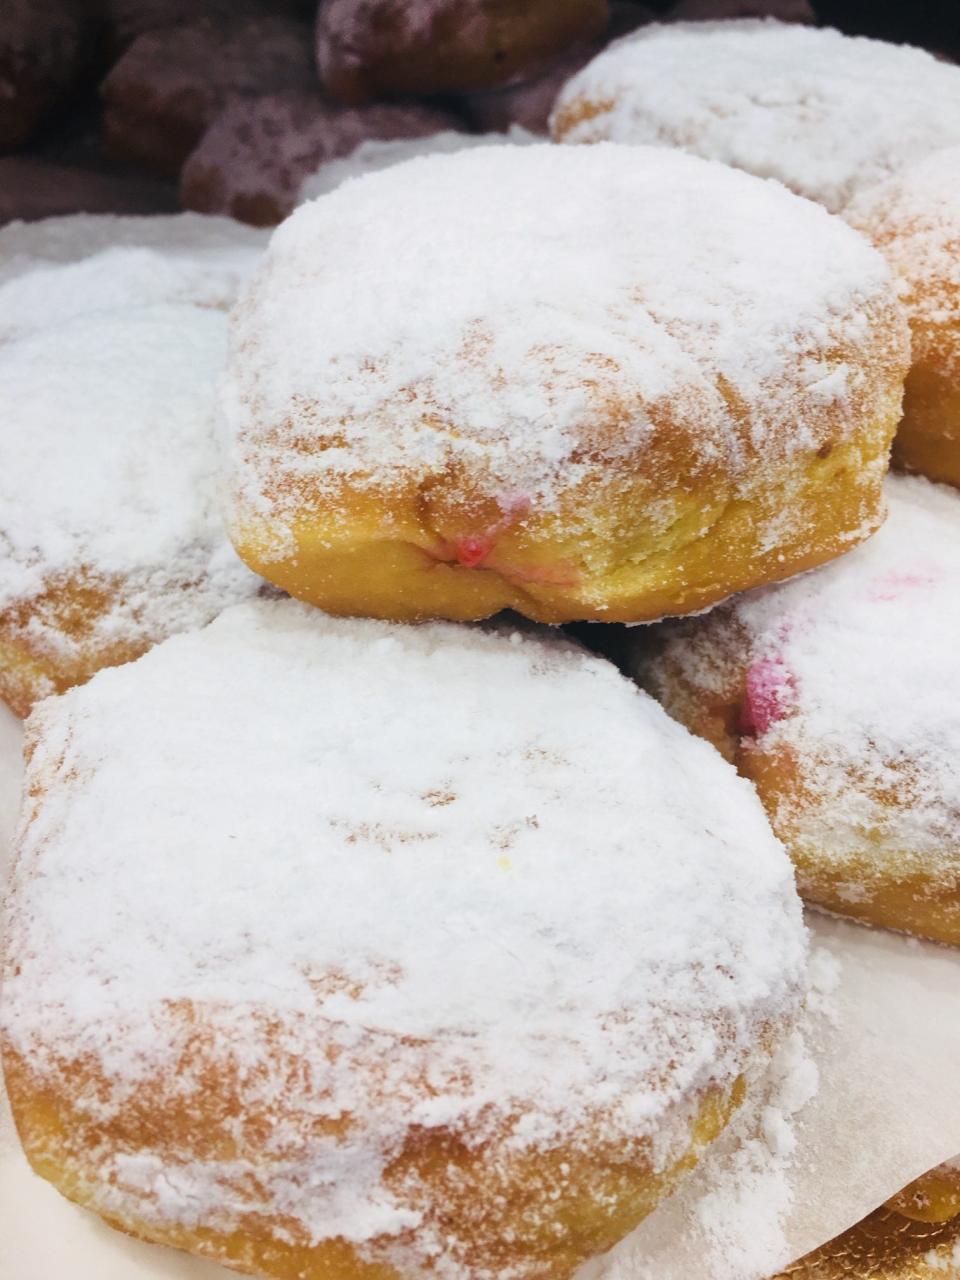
(846, 147, 960, 381)
(0, 302, 259, 649)
(225, 141, 897, 536)
(655, 476, 960, 872)
(297, 126, 536, 203)
(0, 211, 267, 287)
(2, 600, 807, 1265)
(553, 21, 960, 212)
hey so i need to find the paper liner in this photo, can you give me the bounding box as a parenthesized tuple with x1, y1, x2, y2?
(776, 1207, 960, 1278)
(1, 702, 959, 1280)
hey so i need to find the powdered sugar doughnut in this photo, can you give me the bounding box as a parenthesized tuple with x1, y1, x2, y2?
(0, 304, 260, 717)
(181, 92, 461, 227)
(887, 1158, 960, 1224)
(632, 475, 960, 946)
(0, 214, 267, 341)
(846, 149, 960, 489)
(1, 598, 807, 1280)
(316, 0, 609, 104)
(0, 0, 88, 149)
(297, 125, 536, 202)
(552, 22, 960, 213)
(101, 16, 315, 175)
(223, 142, 908, 625)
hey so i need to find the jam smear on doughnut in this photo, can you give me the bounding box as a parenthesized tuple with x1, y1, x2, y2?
(741, 655, 796, 737)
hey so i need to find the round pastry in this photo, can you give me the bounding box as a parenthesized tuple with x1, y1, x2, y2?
(551, 21, 960, 213)
(846, 149, 960, 489)
(0, 304, 259, 717)
(0, 0, 87, 150)
(632, 475, 960, 946)
(1, 597, 807, 1280)
(100, 15, 315, 175)
(222, 142, 908, 625)
(316, 0, 610, 104)
(297, 125, 536, 202)
(181, 92, 462, 227)
(886, 1159, 960, 1224)
(0, 215, 266, 341)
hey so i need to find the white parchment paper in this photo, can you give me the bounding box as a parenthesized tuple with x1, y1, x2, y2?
(1, 701, 958, 1280)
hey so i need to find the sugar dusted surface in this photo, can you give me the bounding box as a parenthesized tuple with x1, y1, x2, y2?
(297, 126, 536, 202)
(0, 211, 268, 287)
(226, 141, 898, 532)
(2, 600, 807, 1258)
(553, 21, 960, 212)
(0, 302, 258, 648)
(663, 476, 960, 869)
(846, 147, 960, 382)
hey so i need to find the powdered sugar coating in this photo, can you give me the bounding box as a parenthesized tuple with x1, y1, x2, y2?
(846, 147, 960, 388)
(297, 125, 536, 202)
(2, 598, 807, 1267)
(645, 476, 960, 874)
(0, 303, 258, 663)
(0, 232, 267, 343)
(225, 141, 902, 537)
(0, 211, 268, 288)
(552, 21, 960, 212)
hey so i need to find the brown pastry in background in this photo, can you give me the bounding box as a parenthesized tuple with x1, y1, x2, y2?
(0, 0, 90, 150)
(182, 92, 462, 226)
(316, 0, 610, 105)
(100, 15, 315, 175)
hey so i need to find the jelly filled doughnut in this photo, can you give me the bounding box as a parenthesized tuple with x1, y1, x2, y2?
(181, 92, 462, 227)
(552, 22, 960, 213)
(222, 142, 908, 625)
(316, 0, 610, 105)
(0, 0, 88, 150)
(101, 15, 315, 175)
(1, 598, 807, 1280)
(632, 475, 960, 946)
(0, 304, 259, 717)
(846, 149, 960, 489)
(0, 213, 266, 342)
(886, 1158, 960, 1224)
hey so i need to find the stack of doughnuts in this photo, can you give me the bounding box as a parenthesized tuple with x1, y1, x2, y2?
(3, 11, 960, 1280)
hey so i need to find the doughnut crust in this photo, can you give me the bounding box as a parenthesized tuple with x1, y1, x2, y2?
(632, 476, 960, 946)
(2, 601, 807, 1280)
(315, 0, 609, 104)
(0, 304, 259, 717)
(847, 149, 960, 489)
(552, 21, 960, 214)
(222, 142, 908, 625)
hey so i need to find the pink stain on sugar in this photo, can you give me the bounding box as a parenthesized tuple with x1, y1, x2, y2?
(452, 496, 532, 570)
(868, 568, 942, 602)
(740, 655, 796, 738)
